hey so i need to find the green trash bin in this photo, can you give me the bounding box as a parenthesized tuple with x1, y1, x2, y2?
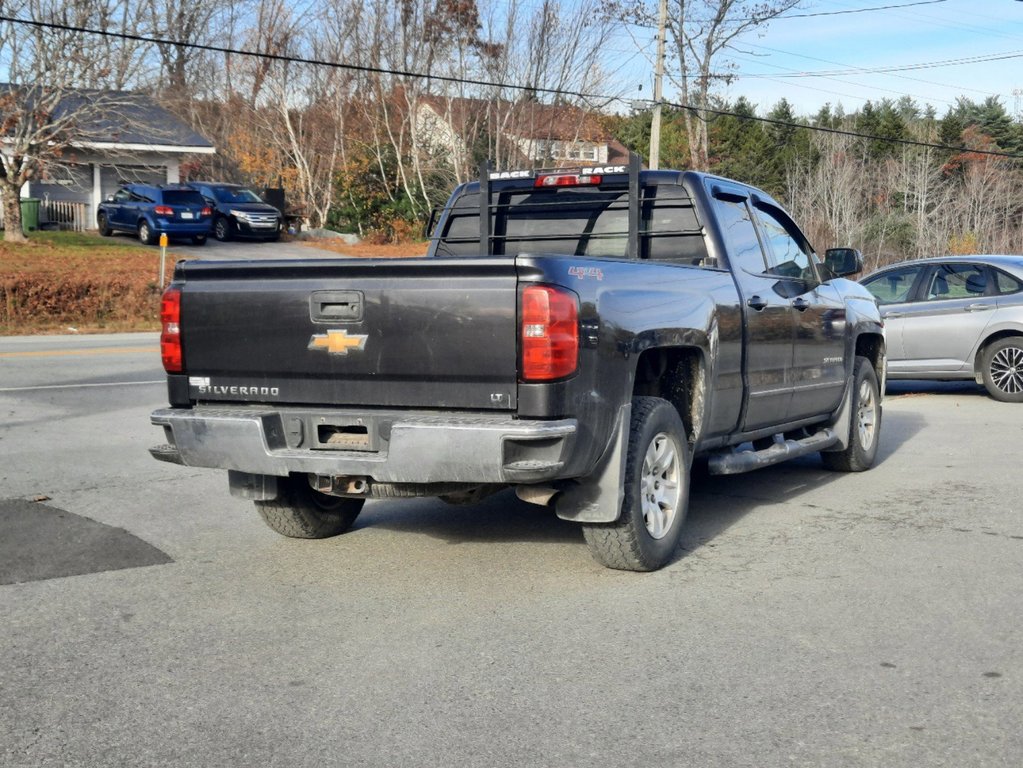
(20, 198, 40, 232)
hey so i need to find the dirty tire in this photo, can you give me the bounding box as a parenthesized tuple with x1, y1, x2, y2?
(97, 212, 111, 236)
(582, 397, 690, 572)
(255, 476, 364, 539)
(980, 336, 1023, 403)
(822, 356, 881, 472)
(138, 220, 155, 245)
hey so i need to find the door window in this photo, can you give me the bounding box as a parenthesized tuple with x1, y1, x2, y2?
(862, 266, 924, 304)
(994, 269, 1023, 295)
(752, 206, 816, 281)
(925, 263, 987, 301)
(712, 199, 767, 273)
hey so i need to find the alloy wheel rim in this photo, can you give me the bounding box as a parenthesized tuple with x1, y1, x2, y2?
(640, 432, 682, 540)
(857, 378, 877, 450)
(990, 345, 1023, 395)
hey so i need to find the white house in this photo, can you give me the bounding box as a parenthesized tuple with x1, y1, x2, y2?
(10, 89, 215, 230)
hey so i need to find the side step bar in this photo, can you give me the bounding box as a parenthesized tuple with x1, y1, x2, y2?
(708, 428, 838, 476)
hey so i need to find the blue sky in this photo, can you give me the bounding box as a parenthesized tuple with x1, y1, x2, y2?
(609, 0, 1023, 118)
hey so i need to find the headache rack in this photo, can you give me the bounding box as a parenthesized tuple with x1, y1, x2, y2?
(430, 153, 708, 265)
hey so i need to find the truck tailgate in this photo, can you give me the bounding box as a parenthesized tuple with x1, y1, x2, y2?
(177, 258, 519, 410)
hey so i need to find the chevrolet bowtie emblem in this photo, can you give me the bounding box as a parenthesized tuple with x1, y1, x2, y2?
(308, 329, 368, 355)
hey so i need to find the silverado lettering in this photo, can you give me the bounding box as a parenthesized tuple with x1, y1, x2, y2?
(197, 385, 280, 396)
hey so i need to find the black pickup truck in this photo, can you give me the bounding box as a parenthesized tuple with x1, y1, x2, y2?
(151, 160, 885, 571)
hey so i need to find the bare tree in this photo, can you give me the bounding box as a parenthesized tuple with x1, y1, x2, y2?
(628, 0, 800, 170)
(0, 0, 150, 242)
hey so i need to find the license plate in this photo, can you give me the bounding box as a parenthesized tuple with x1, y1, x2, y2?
(180, 211, 194, 220)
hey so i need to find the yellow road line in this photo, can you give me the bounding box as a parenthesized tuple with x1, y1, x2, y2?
(0, 346, 159, 359)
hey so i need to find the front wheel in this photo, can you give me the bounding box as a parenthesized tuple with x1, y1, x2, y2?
(213, 216, 233, 241)
(97, 212, 111, 236)
(582, 397, 690, 572)
(254, 476, 364, 539)
(821, 356, 881, 472)
(980, 337, 1023, 403)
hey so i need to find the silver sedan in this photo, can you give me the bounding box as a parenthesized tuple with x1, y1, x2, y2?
(860, 255, 1023, 402)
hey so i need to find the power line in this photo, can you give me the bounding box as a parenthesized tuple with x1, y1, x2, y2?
(663, 99, 1023, 160)
(743, 48, 1023, 78)
(1, 14, 1020, 161)
(628, 0, 950, 27)
(0, 14, 619, 106)
(733, 41, 1001, 99)
(780, 0, 948, 19)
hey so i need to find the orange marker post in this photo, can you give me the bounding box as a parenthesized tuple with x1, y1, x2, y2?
(159, 232, 169, 285)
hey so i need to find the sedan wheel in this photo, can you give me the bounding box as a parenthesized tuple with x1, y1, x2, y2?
(982, 337, 1023, 403)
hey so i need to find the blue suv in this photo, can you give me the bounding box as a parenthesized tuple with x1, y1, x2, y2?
(97, 184, 213, 245)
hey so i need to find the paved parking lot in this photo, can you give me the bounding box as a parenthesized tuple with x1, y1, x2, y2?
(1, 335, 1020, 767)
(103, 229, 346, 259)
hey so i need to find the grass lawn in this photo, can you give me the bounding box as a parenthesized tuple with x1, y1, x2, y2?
(0, 231, 170, 335)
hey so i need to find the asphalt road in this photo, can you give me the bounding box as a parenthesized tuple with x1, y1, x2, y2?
(1, 334, 1020, 767)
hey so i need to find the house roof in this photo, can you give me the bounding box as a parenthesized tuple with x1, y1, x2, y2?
(1, 84, 215, 152)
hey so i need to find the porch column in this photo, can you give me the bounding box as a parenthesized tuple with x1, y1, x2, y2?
(92, 163, 102, 230)
(166, 158, 180, 184)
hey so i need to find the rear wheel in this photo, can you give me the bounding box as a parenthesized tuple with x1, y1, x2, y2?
(255, 476, 364, 539)
(821, 356, 881, 472)
(192, 234, 207, 245)
(582, 397, 690, 572)
(138, 220, 155, 245)
(980, 337, 1023, 403)
(97, 212, 111, 236)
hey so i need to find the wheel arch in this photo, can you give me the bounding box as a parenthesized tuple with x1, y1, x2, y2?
(631, 345, 706, 451)
(973, 329, 1023, 380)
(854, 332, 886, 387)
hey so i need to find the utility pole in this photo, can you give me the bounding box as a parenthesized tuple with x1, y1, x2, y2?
(649, 0, 668, 169)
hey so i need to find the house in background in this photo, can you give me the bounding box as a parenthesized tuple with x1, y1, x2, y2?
(416, 96, 629, 177)
(8, 89, 215, 231)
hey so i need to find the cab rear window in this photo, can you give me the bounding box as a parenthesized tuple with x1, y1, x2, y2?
(436, 185, 705, 264)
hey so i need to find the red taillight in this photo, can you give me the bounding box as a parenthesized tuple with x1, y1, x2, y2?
(154, 205, 174, 216)
(521, 285, 579, 381)
(535, 174, 602, 188)
(201, 206, 212, 217)
(160, 288, 183, 373)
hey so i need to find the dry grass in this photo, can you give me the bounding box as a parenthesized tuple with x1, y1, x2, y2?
(0, 231, 171, 335)
(0, 232, 430, 335)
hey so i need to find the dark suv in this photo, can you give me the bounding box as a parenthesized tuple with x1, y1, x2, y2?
(97, 184, 212, 245)
(187, 182, 282, 242)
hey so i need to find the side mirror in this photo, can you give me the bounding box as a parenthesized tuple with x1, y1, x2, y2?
(824, 248, 863, 278)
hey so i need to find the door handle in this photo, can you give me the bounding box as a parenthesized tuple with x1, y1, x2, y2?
(882, 311, 902, 319)
(747, 295, 768, 311)
(965, 303, 993, 312)
(791, 297, 810, 312)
